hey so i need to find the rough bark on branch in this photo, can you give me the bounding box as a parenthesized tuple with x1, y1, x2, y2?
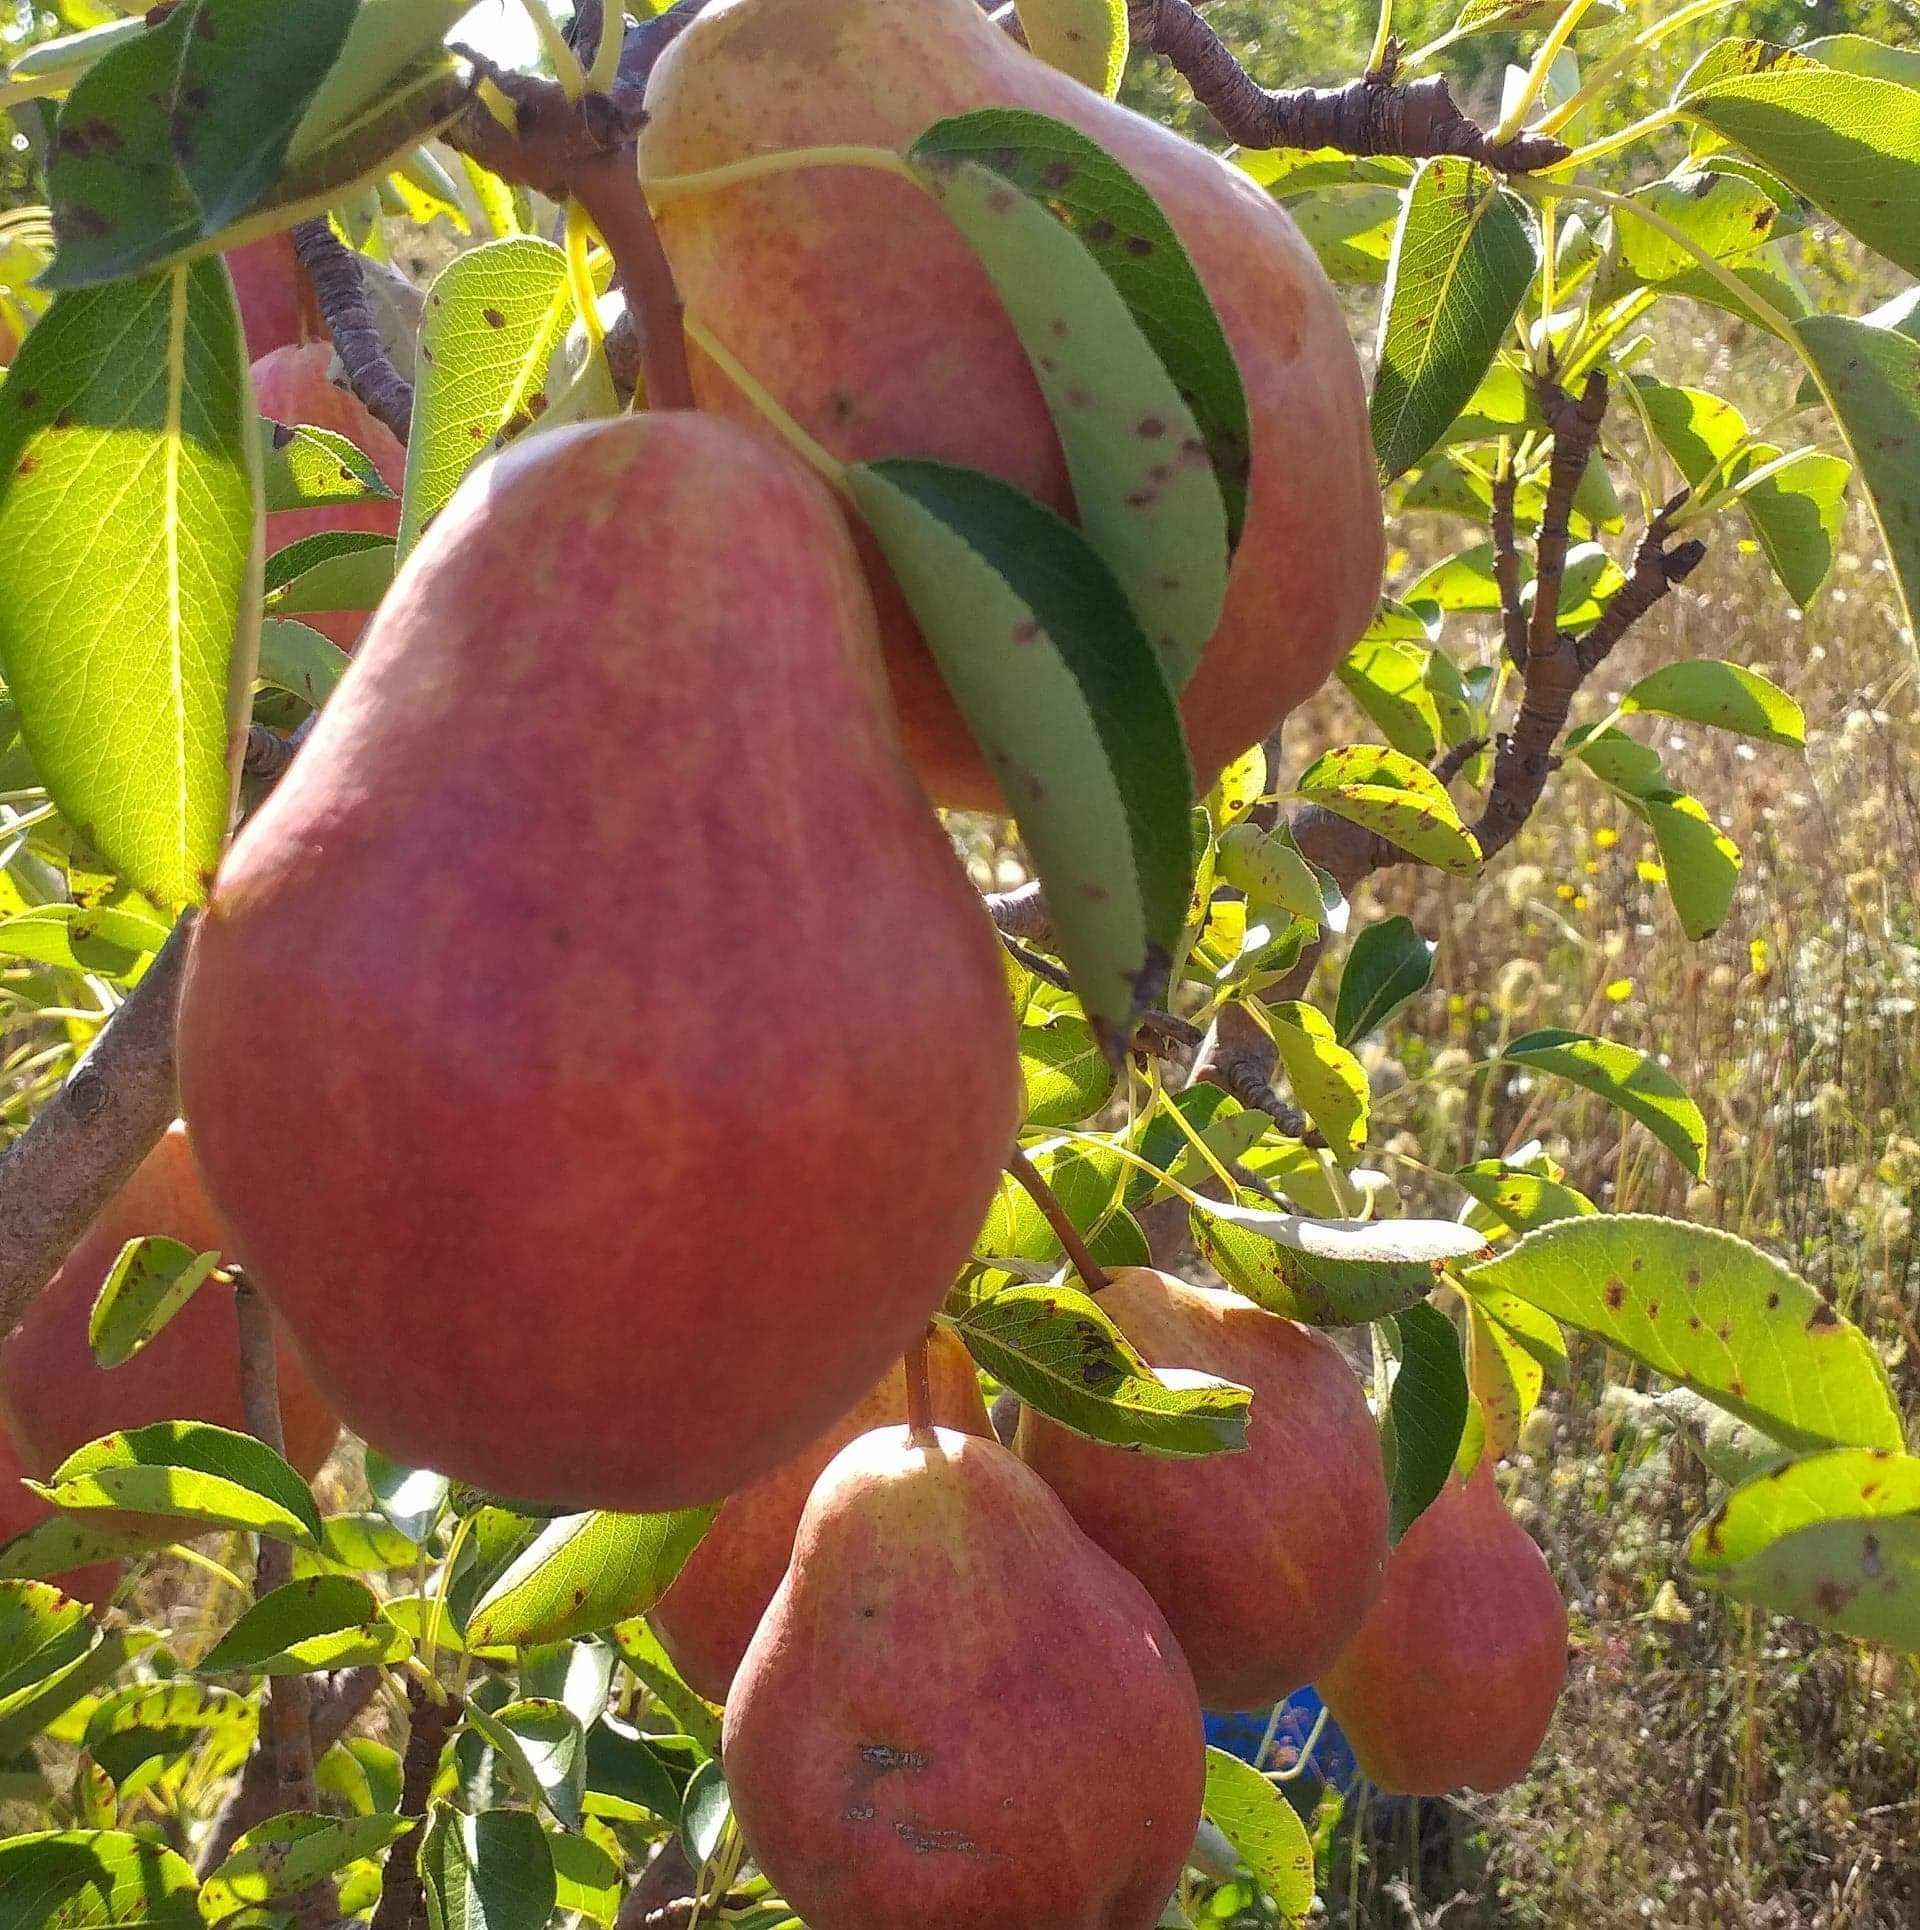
(0, 918, 191, 1342)
(367, 1676, 459, 1930)
(1126, 0, 1568, 171)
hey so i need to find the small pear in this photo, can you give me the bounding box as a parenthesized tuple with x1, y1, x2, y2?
(178, 413, 1020, 1512)
(1015, 1267, 1388, 1709)
(650, 1326, 990, 1702)
(1317, 1460, 1568, 1795)
(726, 1425, 1204, 1930)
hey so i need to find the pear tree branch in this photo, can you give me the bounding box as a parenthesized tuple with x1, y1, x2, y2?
(1125, 0, 1569, 171)
(290, 217, 415, 441)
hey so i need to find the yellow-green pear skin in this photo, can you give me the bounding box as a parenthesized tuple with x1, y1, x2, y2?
(724, 1426, 1205, 1930)
(639, 0, 1384, 810)
(1016, 1268, 1389, 1710)
(176, 413, 1021, 1514)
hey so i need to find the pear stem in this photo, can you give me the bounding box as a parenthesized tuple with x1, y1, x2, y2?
(904, 1331, 935, 1434)
(571, 152, 694, 411)
(1007, 1147, 1112, 1295)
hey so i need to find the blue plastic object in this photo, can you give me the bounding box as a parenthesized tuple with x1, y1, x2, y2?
(1202, 1686, 1359, 1790)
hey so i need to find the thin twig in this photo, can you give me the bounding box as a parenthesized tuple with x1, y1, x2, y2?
(1127, 0, 1568, 170)
(571, 151, 693, 412)
(1189, 1003, 1317, 1143)
(289, 219, 414, 441)
(1007, 1146, 1112, 1294)
(0, 918, 191, 1341)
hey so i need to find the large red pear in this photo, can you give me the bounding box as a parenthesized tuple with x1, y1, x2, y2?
(725, 1426, 1205, 1929)
(177, 413, 1020, 1512)
(1317, 1460, 1568, 1795)
(227, 233, 312, 361)
(651, 1326, 990, 1701)
(0, 1123, 339, 1488)
(1015, 1267, 1388, 1709)
(639, 0, 1384, 810)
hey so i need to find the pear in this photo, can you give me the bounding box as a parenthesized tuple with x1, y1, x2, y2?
(227, 233, 311, 361)
(177, 413, 1021, 1512)
(726, 1425, 1204, 1930)
(0, 1123, 339, 1488)
(1015, 1267, 1388, 1710)
(1317, 1460, 1568, 1794)
(639, 0, 1383, 810)
(0, 1425, 126, 1609)
(650, 1325, 990, 1702)
(252, 342, 407, 650)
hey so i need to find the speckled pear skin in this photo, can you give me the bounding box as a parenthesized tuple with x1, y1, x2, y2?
(0, 1123, 339, 1492)
(177, 413, 1021, 1513)
(1317, 1459, 1568, 1795)
(1015, 1266, 1389, 1710)
(639, 0, 1384, 811)
(724, 1426, 1205, 1930)
(650, 1325, 990, 1702)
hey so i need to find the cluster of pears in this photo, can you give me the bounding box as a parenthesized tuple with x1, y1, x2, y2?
(75, 0, 1563, 1916)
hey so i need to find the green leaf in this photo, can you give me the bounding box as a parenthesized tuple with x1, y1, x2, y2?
(1201, 1748, 1315, 1915)
(1730, 447, 1850, 610)
(949, 1285, 1249, 1455)
(1192, 1199, 1492, 1327)
(679, 1757, 731, 1866)
(1296, 743, 1481, 875)
(1386, 1302, 1469, 1542)
(1640, 790, 1741, 941)
(0, 1516, 164, 1587)
(904, 143, 1227, 686)
(1335, 916, 1435, 1046)
(84, 1681, 254, 1790)
(1214, 822, 1340, 926)
(1794, 313, 1920, 641)
(0, 1627, 145, 1758)
(1614, 168, 1782, 285)
(1466, 1216, 1902, 1453)
(1683, 66, 1920, 276)
(1501, 1027, 1707, 1176)
(463, 1699, 586, 1830)
(907, 109, 1250, 541)
(259, 418, 395, 515)
(0, 904, 164, 977)
(264, 532, 394, 616)
(1018, 1007, 1116, 1128)
(365, 1451, 450, 1545)
(1619, 660, 1804, 748)
(169, 0, 362, 234)
(1285, 184, 1403, 285)
(314, 1511, 429, 1575)
(1266, 1001, 1369, 1152)
(0, 1832, 200, 1930)
(466, 1508, 716, 1650)
(0, 1584, 92, 1706)
(198, 1575, 411, 1676)
(399, 238, 574, 559)
(0, 263, 258, 909)
(1453, 1158, 1595, 1237)
(847, 460, 1192, 1052)
(1372, 158, 1537, 479)
(1453, 0, 1621, 32)
(87, 1238, 221, 1370)
(1690, 1448, 1920, 1647)
(1011, 0, 1126, 94)
(201, 1812, 417, 1923)
(256, 618, 351, 709)
(547, 1833, 619, 1927)
(419, 1806, 555, 1930)
(1337, 635, 1442, 760)
(40, 1423, 324, 1547)
(582, 1712, 686, 1825)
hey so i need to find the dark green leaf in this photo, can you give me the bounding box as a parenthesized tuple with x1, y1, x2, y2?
(1335, 916, 1435, 1045)
(0, 1832, 200, 1930)
(1386, 1302, 1468, 1541)
(198, 1575, 411, 1676)
(419, 1806, 555, 1930)
(1502, 1027, 1707, 1175)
